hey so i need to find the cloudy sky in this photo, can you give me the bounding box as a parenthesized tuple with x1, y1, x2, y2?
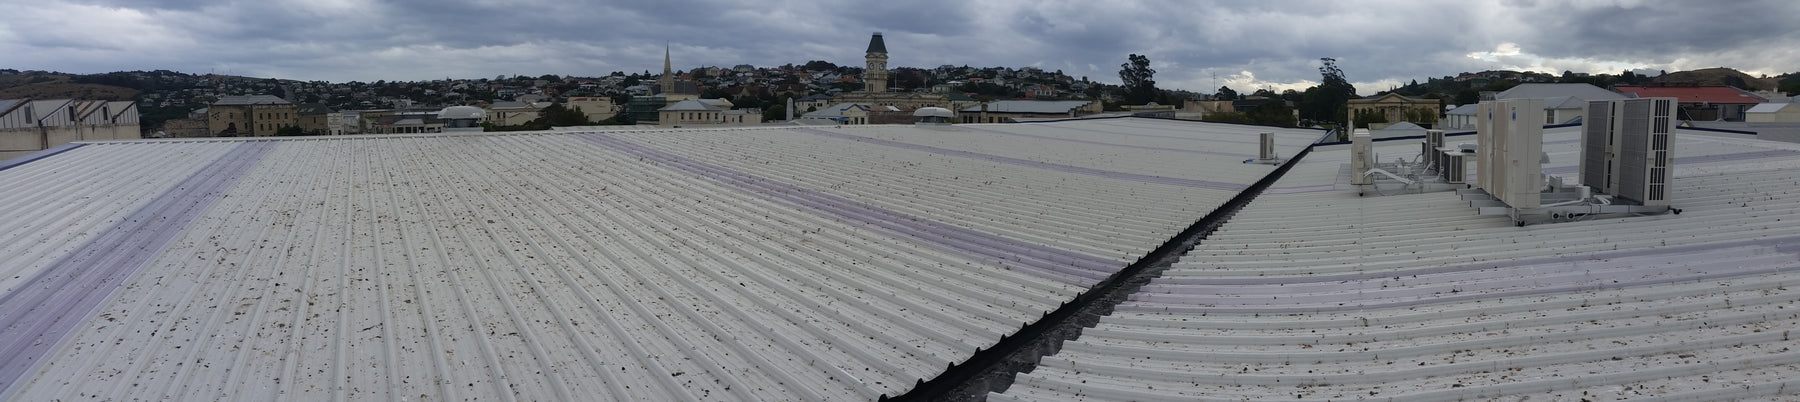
(5, 0, 1796, 95)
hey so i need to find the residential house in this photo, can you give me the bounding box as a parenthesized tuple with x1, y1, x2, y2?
(799, 103, 872, 125)
(485, 101, 540, 126)
(1613, 86, 1768, 121)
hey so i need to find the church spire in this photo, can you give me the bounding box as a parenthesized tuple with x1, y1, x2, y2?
(661, 42, 675, 95)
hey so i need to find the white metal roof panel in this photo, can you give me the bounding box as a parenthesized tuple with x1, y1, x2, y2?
(1747, 102, 1791, 113)
(0, 118, 1320, 400)
(998, 127, 1800, 400)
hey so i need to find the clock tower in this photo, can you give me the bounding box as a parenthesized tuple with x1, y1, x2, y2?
(863, 32, 889, 93)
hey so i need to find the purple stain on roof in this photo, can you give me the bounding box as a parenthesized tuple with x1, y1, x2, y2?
(0, 141, 277, 395)
(788, 128, 1250, 191)
(576, 133, 1122, 286)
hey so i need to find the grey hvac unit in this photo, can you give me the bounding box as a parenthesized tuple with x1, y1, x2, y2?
(1441, 150, 1466, 184)
(1424, 129, 1445, 173)
(1581, 98, 1675, 206)
(1259, 132, 1276, 160)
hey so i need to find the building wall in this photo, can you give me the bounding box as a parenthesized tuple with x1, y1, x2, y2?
(1348, 96, 1439, 126)
(1, 99, 140, 160)
(659, 110, 720, 126)
(485, 108, 540, 126)
(567, 97, 617, 122)
(299, 113, 330, 135)
(658, 110, 763, 126)
(1747, 105, 1800, 123)
(162, 118, 211, 137)
(209, 104, 299, 137)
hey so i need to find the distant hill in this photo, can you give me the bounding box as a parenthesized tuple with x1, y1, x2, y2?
(1651, 67, 1780, 90)
(0, 72, 140, 101)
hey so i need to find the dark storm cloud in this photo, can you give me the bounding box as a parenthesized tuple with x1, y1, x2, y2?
(2, 0, 1795, 94)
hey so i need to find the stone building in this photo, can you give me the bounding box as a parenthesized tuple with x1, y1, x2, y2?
(1347, 93, 1440, 129)
(208, 95, 298, 137)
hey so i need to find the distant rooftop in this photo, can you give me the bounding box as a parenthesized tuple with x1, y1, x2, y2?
(1615, 85, 1769, 104)
(212, 94, 292, 106)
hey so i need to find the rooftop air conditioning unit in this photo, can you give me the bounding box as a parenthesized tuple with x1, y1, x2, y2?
(1476, 99, 1545, 209)
(1582, 98, 1675, 206)
(1350, 129, 1373, 185)
(1423, 129, 1446, 173)
(1441, 151, 1466, 184)
(1259, 132, 1277, 161)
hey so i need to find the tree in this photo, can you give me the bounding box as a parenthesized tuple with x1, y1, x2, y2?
(802, 60, 838, 71)
(1119, 54, 1158, 105)
(1245, 101, 1297, 127)
(536, 103, 589, 127)
(763, 103, 787, 122)
(1299, 57, 1356, 126)
(1216, 86, 1239, 100)
(1455, 88, 1480, 106)
(275, 125, 304, 136)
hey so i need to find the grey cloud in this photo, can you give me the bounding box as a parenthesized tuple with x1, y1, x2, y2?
(2, 0, 1795, 93)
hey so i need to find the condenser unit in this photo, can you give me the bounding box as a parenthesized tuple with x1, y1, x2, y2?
(1350, 129, 1372, 185)
(1422, 129, 1445, 171)
(1581, 98, 1675, 206)
(1475, 99, 1545, 209)
(1441, 151, 1466, 184)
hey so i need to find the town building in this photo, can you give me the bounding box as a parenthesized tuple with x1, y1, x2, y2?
(566, 97, 617, 122)
(368, 110, 445, 134)
(484, 101, 540, 126)
(1347, 93, 1440, 129)
(0, 98, 139, 160)
(208, 95, 298, 137)
(657, 99, 762, 126)
(297, 103, 333, 135)
(797, 102, 873, 124)
(958, 100, 1101, 123)
(1746, 102, 1800, 123)
(832, 33, 955, 111)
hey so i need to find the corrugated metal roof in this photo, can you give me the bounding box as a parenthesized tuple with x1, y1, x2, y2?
(1496, 83, 1628, 102)
(0, 118, 1324, 400)
(1747, 102, 1793, 113)
(996, 126, 1800, 400)
(212, 95, 293, 106)
(962, 100, 1096, 114)
(1615, 86, 1769, 104)
(658, 99, 721, 111)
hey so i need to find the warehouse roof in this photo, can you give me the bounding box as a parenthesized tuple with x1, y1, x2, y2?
(0, 118, 1323, 400)
(996, 126, 1800, 400)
